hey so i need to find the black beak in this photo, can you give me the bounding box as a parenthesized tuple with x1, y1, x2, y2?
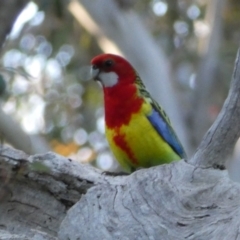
(91, 65, 100, 81)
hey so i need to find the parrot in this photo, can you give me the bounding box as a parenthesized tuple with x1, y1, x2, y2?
(91, 53, 186, 173)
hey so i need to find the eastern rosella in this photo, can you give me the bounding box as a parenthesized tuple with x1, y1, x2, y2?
(91, 54, 186, 173)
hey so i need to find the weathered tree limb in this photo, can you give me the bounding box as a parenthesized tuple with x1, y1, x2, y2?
(0, 146, 98, 239)
(0, 229, 57, 240)
(0, 145, 239, 240)
(189, 49, 240, 168)
(60, 161, 239, 240)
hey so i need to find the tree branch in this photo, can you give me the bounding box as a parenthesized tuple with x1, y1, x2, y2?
(0, 144, 239, 239)
(189, 49, 240, 167)
(0, 146, 98, 239)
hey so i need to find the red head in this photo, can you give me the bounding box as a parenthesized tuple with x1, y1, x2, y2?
(90, 54, 144, 128)
(91, 54, 136, 88)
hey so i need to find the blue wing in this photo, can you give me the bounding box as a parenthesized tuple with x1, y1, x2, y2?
(134, 72, 186, 158)
(147, 107, 186, 158)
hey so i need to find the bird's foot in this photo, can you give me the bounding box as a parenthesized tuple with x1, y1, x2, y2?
(213, 164, 226, 170)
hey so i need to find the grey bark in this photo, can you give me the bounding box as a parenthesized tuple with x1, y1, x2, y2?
(0, 49, 240, 239)
(189, 49, 240, 168)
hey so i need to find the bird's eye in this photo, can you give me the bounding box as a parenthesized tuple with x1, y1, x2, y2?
(92, 64, 98, 70)
(104, 60, 113, 67)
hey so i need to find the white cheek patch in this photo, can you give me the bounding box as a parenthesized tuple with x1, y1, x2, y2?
(98, 72, 119, 87)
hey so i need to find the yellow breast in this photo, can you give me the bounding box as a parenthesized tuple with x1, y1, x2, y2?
(105, 102, 180, 172)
